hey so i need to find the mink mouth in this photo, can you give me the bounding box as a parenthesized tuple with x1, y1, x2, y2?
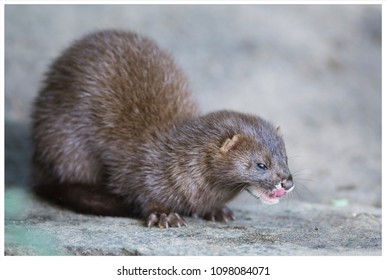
(245, 183, 294, 205)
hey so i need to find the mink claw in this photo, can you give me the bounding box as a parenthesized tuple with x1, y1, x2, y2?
(203, 206, 236, 222)
(146, 213, 159, 227)
(146, 212, 187, 228)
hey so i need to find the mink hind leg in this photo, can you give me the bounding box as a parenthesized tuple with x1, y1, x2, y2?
(33, 180, 133, 217)
(31, 160, 132, 217)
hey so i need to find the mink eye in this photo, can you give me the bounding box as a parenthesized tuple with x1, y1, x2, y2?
(257, 163, 268, 170)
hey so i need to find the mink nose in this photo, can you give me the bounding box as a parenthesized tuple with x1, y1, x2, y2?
(282, 174, 294, 191)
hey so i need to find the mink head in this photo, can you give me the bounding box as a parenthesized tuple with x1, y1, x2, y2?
(212, 123, 294, 205)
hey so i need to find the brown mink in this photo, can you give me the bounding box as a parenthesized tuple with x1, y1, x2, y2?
(31, 30, 294, 228)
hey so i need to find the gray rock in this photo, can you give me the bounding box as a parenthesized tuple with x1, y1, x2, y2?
(5, 188, 381, 256)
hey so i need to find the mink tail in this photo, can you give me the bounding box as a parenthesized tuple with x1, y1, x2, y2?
(33, 183, 133, 217)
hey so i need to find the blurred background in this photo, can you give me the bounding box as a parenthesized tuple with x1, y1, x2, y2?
(4, 4, 381, 209)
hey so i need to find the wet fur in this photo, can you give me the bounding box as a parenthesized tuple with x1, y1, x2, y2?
(31, 30, 292, 226)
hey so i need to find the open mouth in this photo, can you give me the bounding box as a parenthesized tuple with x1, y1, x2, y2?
(245, 183, 294, 205)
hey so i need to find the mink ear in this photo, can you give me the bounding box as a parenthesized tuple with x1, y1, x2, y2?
(220, 134, 242, 153)
(275, 126, 282, 135)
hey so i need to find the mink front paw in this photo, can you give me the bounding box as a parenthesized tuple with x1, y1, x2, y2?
(203, 206, 236, 222)
(146, 212, 187, 228)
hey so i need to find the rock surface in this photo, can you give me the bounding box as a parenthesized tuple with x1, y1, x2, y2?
(4, 5, 381, 256)
(5, 188, 381, 256)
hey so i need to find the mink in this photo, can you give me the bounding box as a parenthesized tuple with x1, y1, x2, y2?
(31, 30, 294, 228)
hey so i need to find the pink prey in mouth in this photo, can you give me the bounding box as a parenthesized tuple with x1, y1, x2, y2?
(245, 182, 294, 205)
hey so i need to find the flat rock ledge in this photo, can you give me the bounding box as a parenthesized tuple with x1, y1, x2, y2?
(4, 187, 381, 256)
